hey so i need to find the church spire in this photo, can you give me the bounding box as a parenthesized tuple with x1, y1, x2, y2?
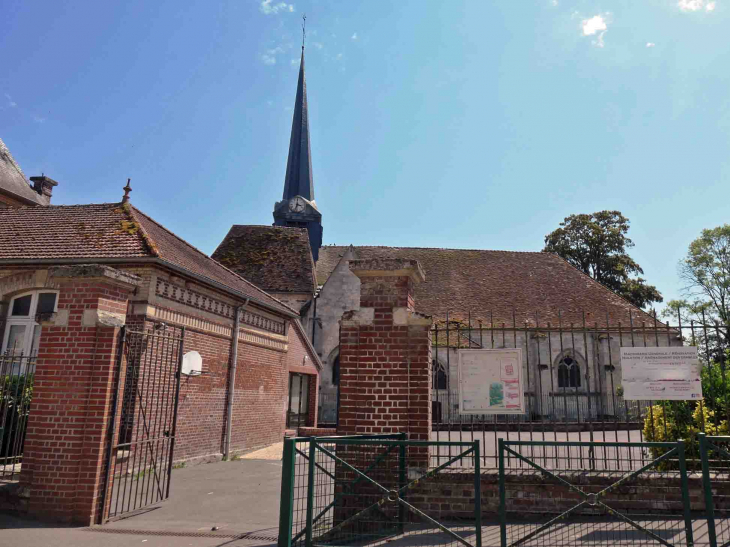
(273, 15, 323, 262)
(282, 17, 314, 203)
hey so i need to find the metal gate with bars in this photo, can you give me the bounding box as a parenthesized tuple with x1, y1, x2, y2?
(498, 439, 694, 547)
(101, 323, 185, 522)
(0, 352, 35, 482)
(279, 435, 481, 547)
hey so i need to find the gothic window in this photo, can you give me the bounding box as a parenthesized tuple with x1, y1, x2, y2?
(433, 360, 447, 390)
(2, 290, 58, 355)
(557, 355, 581, 388)
(332, 356, 340, 386)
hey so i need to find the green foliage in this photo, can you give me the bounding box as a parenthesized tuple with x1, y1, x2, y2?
(664, 224, 730, 330)
(543, 211, 663, 308)
(642, 354, 730, 466)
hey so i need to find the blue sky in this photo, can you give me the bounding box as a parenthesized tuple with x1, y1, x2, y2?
(1, 0, 728, 308)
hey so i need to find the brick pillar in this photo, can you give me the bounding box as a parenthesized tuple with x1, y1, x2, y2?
(337, 258, 432, 442)
(20, 265, 140, 524)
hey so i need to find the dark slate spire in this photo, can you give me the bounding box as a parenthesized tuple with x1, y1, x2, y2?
(282, 49, 314, 202)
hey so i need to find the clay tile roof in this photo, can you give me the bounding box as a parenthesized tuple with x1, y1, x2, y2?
(0, 202, 295, 316)
(316, 246, 660, 327)
(0, 138, 49, 206)
(212, 225, 316, 295)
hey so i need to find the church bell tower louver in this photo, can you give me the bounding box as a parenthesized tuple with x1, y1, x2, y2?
(273, 37, 323, 262)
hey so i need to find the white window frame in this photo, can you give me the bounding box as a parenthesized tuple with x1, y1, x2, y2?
(2, 290, 59, 355)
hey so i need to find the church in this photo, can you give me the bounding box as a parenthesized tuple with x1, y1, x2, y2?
(213, 48, 675, 426)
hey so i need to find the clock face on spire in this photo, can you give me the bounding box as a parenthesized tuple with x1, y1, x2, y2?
(289, 196, 306, 213)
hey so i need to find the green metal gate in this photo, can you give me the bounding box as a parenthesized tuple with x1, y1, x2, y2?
(498, 440, 695, 547)
(279, 435, 481, 547)
(699, 433, 730, 547)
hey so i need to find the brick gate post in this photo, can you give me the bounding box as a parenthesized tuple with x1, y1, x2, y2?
(337, 258, 432, 444)
(20, 265, 140, 524)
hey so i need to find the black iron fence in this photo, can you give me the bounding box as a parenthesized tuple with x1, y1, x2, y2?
(431, 309, 730, 470)
(0, 352, 35, 482)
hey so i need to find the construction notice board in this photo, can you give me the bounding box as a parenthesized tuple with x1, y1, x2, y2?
(457, 349, 525, 414)
(621, 346, 702, 401)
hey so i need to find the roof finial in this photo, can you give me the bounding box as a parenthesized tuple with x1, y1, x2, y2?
(302, 14, 306, 52)
(122, 178, 132, 203)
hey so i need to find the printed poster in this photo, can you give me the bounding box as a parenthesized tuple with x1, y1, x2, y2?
(457, 349, 525, 415)
(621, 346, 702, 401)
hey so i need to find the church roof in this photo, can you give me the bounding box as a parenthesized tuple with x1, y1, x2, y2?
(212, 225, 316, 295)
(316, 245, 660, 327)
(0, 202, 297, 316)
(0, 138, 49, 206)
(282, 51, 314, 202)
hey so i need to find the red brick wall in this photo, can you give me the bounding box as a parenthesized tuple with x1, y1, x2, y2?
(21, 278, 131, 524)
(163, 318, 320, 460)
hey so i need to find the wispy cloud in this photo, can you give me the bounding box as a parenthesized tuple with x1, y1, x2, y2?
(291, 58, 300, 65)
(646, 42, 656, 47)
(33, 116, 46, 124)
(335, 53, 343, 61)
(312, 42, 323, 50)
(351, 32, 358, 40)
(259, 0, 294, 15)
(261, 45, 285, 65)
(678, 0, 717, 11)
(550, 0, 558, 6)
(4, 93, 17, 108)
(581, 14, 609, 47)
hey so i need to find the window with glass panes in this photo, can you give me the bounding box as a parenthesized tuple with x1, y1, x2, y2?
(2, 291, 58, 355)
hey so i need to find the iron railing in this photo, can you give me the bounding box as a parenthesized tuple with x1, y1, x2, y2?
(0, 352, 35, 482)
(431, 308, 730, 470)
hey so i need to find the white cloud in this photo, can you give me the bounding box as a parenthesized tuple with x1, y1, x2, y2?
(335, 53, 343, 61)
(551, 0, 558, 6)
(4, 93, 17, 108)
(581, 14, 609, 47)
(677, 0, 717, 11)
(291, 58, 299, 65)
(261, 45, 285, 65)
(646, 42, 656, 47)
(312, 42, 323, 50)
(33, 116, 46, 124)
(259, 0, 294, 15)
(351, 32, 358, 40)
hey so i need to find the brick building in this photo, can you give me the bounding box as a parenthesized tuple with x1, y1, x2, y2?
(0, 188, 320, 522)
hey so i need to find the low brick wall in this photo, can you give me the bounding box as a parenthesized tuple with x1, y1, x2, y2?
(407, 471, 725, 520)
(298, 427, 338, 437)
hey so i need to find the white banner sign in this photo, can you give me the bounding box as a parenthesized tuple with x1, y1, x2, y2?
(458, 349, 525, 414)
(620, 346, 702, 401)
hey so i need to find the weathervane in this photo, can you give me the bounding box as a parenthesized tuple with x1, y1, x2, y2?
(302, 14, 306, 52)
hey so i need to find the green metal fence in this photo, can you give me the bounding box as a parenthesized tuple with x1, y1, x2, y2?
(699, 434, 730, 547)
(498, 439, 695, 547)
(278, 433, 406, 547)
(279, 434, 481, 547)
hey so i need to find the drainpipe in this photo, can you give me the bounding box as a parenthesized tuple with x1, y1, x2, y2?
(224, 298, 249, 459)
(311, 296, 317, 348)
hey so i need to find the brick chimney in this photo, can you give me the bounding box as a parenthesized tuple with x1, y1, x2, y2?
(29, 175, 58, 202)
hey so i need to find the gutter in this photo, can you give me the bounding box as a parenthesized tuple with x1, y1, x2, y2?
(0, 257, 298, 319)
(224, 298, 249, 459)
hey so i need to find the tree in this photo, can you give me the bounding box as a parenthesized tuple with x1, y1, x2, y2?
(663, 224, 730, 348)
(543, 211, 663, 308)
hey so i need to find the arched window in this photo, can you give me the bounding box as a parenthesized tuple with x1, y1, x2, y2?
(332, 356, 340, 386)
(2, 290, 58, 355)
(433, 360, 447, 390)
(557, 355, 581, 388)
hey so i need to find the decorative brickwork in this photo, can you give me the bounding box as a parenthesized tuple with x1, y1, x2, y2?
(155, 278, 286, 334)
(337, 259, 432, 449)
